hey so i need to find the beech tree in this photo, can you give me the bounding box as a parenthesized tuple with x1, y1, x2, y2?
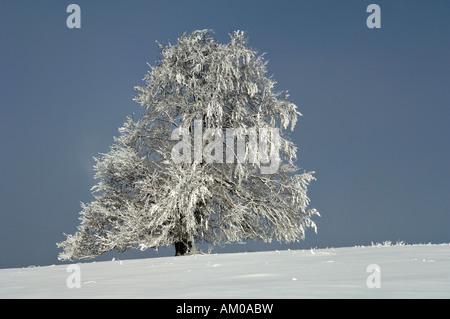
(58, 30, 319, 260)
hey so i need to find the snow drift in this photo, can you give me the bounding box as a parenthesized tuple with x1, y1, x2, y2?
(1, 244, 449, 298)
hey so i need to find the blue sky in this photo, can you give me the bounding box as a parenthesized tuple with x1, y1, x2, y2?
(0, 0, 449, 268)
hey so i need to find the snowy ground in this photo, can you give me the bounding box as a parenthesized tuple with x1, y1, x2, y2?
(1, 244, 449, 298)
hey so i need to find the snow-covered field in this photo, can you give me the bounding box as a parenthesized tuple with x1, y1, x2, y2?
(1, 244, 449, 298)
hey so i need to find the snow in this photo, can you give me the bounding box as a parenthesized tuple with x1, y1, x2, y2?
(1, 244, 449, 298)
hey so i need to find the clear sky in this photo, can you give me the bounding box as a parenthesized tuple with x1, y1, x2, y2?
(1, 0, 449, 268)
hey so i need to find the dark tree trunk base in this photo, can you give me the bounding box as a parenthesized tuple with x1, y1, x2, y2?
(175, 240, 193, 256)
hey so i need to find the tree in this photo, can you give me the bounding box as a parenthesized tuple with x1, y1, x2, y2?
(57, 29, 319, 260)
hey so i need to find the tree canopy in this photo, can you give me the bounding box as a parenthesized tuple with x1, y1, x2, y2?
(58, 29, 319, 260)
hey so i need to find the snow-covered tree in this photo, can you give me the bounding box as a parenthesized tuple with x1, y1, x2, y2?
(57, 29, 319, 260)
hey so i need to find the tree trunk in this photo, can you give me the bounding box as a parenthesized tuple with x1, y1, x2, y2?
(174, 240, 193, 256)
